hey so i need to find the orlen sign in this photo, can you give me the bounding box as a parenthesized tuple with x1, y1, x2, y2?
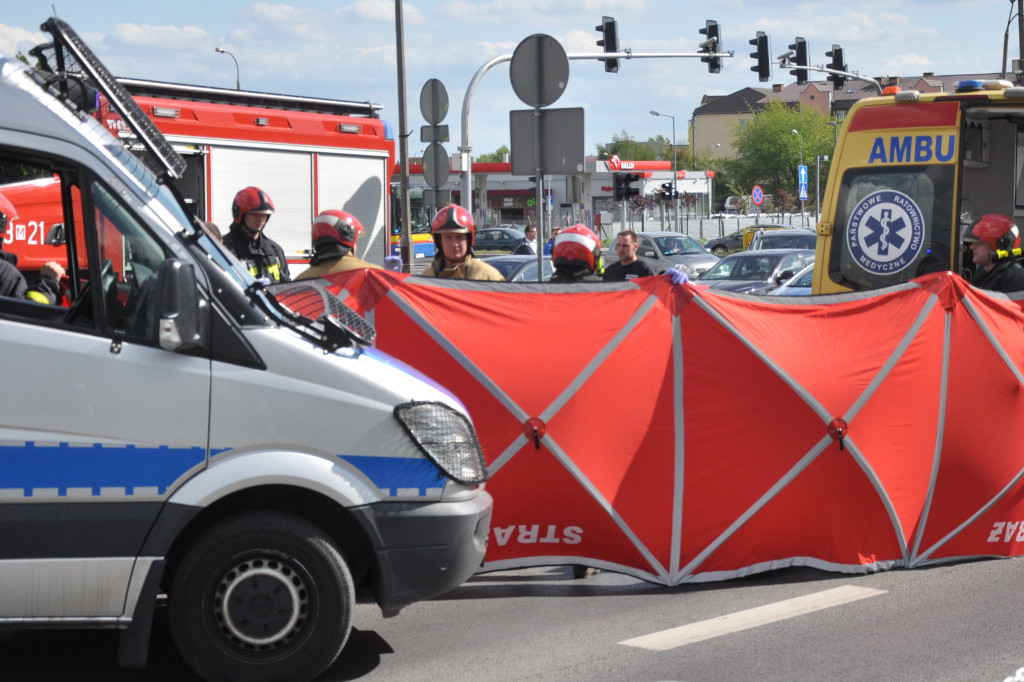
(606, 155, 638, 171)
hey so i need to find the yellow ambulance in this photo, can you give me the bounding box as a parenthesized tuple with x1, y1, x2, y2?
(813, 79, 1023, 293)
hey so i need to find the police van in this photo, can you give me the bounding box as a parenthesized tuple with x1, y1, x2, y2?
(0, 18, 491, 682)
(812, 78, 1024, 293)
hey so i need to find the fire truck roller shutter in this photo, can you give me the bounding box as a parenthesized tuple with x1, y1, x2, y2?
(208, 147, 314, 261)
(316, 154, 389, 267)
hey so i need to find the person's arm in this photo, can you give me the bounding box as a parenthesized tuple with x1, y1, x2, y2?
(25, 261, 65, 305)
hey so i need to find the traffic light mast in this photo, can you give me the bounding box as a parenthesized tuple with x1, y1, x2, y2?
(788, 37, 808, 85)
(771, 39, 882, 95)
(595, 16, 619, 73)
(698, 20, 722, 73)
(749, 31, 770, 82)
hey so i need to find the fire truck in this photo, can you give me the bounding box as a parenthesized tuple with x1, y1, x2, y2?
(2, 78, 396, 272)
(813, 78, 1024, 294)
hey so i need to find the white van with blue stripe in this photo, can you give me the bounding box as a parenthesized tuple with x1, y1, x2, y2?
(0, 18, 491, 682)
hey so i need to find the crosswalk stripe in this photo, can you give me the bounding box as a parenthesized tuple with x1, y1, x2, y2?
(619, 585, 887, 651)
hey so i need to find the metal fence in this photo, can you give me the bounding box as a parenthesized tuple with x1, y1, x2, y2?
(597, 212, 815, 244)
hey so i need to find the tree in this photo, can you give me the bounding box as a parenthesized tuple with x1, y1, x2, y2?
(595, 131, 659, 161)
(475, 145, 510, 163)
(728, 101, 835, 199)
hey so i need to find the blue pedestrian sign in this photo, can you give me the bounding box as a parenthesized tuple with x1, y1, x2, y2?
(798, 164, 808, 201)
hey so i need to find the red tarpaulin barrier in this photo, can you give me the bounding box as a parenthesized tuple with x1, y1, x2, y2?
(287, 269, 1024, 585)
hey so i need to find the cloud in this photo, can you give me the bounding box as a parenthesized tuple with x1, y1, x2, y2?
(438, 0, 643, 23)
(107, 23, 209, 51)
(0, 23, 46, 59)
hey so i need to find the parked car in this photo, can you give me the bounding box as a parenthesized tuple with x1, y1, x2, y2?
(480, 254, 554, 282)
(474, 226, 527, 253)
(636, 231, 719, 277)
(767, 262, 815, 296)
(747, 228, 817, 251)
(704, 224, 791, 255)
(696, 248, 815, 295)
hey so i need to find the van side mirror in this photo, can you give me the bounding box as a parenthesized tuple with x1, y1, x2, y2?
(157, 259, 205, 351)
(44, 223, 66, 246)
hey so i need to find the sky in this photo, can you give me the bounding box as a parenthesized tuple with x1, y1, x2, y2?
(0, 1, 1019, 161)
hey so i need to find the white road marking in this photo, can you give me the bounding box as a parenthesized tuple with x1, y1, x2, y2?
(619, 585, 887, 651)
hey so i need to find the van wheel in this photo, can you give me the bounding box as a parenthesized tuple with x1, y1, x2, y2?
(168, 512, 354, 682)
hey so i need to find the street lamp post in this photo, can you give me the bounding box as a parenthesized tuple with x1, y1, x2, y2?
(650, 110, 679, 232)
(791, 129, 805, 227)
(215, 47, 240, 90)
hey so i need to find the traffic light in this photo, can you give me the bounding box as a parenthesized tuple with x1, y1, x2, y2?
(826, 44, 847, 89)
(624, 173, 641, 198)
(660, 182, 676, 200)
(749, 31, 770, 82)
(595, 16, 619, 73)
(788, 37, 808, 85)
(613, 173, 641, 200)
(698, 20, 721, 74)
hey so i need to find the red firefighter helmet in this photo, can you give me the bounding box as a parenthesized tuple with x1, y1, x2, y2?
(553, 224, 601, 272)
(311, 210, 364, 251)
(430, 204, 475, 247)
(0, 191, 17, 236)
(963, 214, 1021, 252)
(231, 186, 275, 224)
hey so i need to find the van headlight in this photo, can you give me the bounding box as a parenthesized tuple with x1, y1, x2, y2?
(394, 402, 489, 484)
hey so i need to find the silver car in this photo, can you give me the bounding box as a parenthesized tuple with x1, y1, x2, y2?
(636, 231, 719, 277)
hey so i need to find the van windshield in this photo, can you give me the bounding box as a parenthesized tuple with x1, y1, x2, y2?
(827, 166, 954, 290)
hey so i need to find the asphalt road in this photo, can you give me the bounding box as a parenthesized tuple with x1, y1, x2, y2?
(6, 558, 1024, 681)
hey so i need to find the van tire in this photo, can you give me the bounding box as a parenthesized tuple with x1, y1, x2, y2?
(168, 511, 354, 682)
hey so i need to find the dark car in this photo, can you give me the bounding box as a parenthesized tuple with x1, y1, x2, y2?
(747, 228, 817, 251)
(480, 254, 553, 282)
(696, 248, 815, 295)
(704, 224, 792, 255)
(474, 226, 527, 253)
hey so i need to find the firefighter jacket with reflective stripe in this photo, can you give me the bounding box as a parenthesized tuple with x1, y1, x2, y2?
(223, 224, 292, 283)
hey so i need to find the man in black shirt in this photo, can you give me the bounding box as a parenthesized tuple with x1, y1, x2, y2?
(602, 229, 655, 281)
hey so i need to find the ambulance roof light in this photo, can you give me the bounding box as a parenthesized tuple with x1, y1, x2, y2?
(881, 85, 902, 95)
(983, 79, 1014, 89)
(893, 90, 921, 103)
(955, 79, 1013, 94)
(1004, 87, 1024, 99)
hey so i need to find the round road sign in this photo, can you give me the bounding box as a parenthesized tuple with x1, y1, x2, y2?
(422, 142, 450, 189)
(509, 34, 569, 109)
(752, 185, 765, 206)
(419, 79, 448, 125)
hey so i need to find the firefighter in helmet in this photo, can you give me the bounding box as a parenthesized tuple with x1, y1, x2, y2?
(962, 214, 1024, 293)
(223, 186, 291, 283)
(551, 224, 603, 283)
(421, 204, 504, 281)
(295, 210, 382, 280)
(0, 191, 65, 304)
